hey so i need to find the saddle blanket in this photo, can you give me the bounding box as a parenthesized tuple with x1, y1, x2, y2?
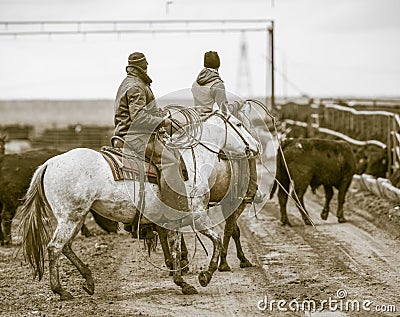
(100, 147, 158, 184)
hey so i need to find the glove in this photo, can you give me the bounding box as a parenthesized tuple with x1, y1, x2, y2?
(163, 118, 173, 135)
(235, 100, 245, 109)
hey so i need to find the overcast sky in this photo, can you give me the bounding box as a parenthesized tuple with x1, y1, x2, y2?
(0, 0, 399, 100)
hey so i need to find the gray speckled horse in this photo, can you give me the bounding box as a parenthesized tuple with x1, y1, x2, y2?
(18, 111, 259, 300)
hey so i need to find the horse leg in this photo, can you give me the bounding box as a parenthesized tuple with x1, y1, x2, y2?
(62, 242, 94, 295)
(180, 235, 189, 274)
(321, 185, 333, 220)
(48, 219, 86, 300)
(218, 217, 234, 272)
(232, 223, 253, 268)
(218, 207, 238, 272)
(48, 246, 74, 301)
(156, 226, 173, 272)
(167, 230, 197, 295)
(197, 226, 222, 287)
(219, 202, 247, 271)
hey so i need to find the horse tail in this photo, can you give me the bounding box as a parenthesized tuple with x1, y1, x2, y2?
(18, 163, 54, 281)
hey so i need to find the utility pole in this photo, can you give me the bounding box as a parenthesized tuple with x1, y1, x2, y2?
(268, 21, 275, 110)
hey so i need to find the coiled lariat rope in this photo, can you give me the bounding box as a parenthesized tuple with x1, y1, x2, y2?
(160, 104, 203, 149)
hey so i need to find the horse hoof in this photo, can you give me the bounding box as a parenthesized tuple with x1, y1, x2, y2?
(240, 259, 253, 268)
(82, 281, 95, 295)
(321, 211, 328, 220)
(198, 271, 212, 287)
(338, 217, 347, 223)
(60, 291, 74, 301)
(218, 263, 232, 272)
(182, 284, 198, 295)
(281, 221, 291, 227)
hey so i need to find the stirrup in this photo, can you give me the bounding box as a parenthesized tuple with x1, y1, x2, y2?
(160, 213, 201, 229)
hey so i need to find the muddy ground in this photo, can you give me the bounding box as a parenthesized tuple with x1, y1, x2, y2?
(0, 182, 399, 317)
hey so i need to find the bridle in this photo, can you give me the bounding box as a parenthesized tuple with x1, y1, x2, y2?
(198, 110, 259, 160)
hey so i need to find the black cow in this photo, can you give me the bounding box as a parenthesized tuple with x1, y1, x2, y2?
(354, 144, 388, 178)
(270, 138, 357, 226)
(0, 148, 118, 245)
(0, 134, 6, 155)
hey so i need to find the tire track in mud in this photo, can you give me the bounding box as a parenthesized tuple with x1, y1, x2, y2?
(238, 194, 400, 316)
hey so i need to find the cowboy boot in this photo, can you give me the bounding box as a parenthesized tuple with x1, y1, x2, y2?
(243, 157, 265, 204)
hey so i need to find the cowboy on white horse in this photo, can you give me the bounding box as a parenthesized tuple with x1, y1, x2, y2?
(113, 52, 190, 231)
(191, 51, 265, 204)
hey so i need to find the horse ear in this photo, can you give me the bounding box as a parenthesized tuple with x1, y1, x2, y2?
(241, 101, 251, 116)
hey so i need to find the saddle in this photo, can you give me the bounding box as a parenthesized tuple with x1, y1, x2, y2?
(100, 137, 159, 184)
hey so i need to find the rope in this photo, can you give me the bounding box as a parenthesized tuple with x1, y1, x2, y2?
(160, 106, 254, 160)
(245, 99, 316, 228)
(160, 104, 203, 150)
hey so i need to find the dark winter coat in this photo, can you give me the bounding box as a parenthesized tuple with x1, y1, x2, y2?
(114, 67, 163, 138)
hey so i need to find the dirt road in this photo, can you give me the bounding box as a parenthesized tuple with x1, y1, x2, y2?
(1, 186, 399, 317)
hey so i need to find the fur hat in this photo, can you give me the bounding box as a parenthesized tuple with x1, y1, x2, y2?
(128, 52, 148, 69)
(204, 51, 220, 69)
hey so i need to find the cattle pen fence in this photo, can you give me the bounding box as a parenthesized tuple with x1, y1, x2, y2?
(277, 99, 400, 178)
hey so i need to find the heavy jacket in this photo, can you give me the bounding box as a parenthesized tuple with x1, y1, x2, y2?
(191, 68, 228, 117)
(114, 67, 163, 138)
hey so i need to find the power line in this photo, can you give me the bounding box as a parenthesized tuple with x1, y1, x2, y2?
(0, 27, 270, 37)
(0, 19, 273, 37)
(264, 55, 309, 97)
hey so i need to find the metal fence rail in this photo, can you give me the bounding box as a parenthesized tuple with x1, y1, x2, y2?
(278, 100, 400, 177)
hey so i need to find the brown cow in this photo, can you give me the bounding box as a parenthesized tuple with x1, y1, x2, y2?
(270, 138, 357, 226)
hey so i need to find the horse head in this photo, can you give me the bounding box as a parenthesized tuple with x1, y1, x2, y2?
(203, 110, 260, 158)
